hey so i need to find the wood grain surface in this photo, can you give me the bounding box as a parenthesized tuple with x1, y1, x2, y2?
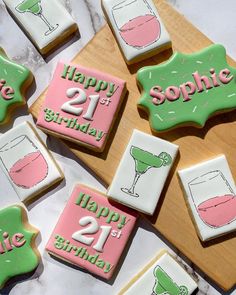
(30, 0, 236, 291)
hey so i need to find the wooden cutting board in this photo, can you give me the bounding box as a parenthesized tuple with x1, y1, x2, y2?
(30, 0, 236, 291)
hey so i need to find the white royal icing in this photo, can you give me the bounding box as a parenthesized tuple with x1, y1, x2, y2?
(178, 155, 236, 241)
(121, 252, 197, 295)
(0, 121, 63, 202)
(107, 129, 178, 215)
(3, 0, 77, 53)
(102, 0, 171, 63)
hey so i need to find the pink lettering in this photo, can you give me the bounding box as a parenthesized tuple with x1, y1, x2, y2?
(192, 71, 213, 92)
(150, 68, 234, 106)
(150, 86, 166, 105)
(1, 87, 14, 100)
(3, 232, 13, 252)
(0, 79, 15, 100)
(0, 232, 26, 254)
(12, 233, 26, 248)
(179, 82, 196, 102)
(219, 68, 233, 84)
(166, 86, 180, 101)
(210, 68, 220, 87)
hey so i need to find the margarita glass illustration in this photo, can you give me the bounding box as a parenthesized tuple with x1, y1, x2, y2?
(0, 135, 48, 189)
(188, 170, 236, 228)
(121, 146, 172, 197)
(152, 266, 188, 295)
(112, 0, 160, 48)
(15, 0, 58, 36)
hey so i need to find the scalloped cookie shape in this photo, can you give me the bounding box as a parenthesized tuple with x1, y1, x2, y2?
(137, 44, 236, 132)
(0, 48, 33, 124)
(0, 205, 39, 289)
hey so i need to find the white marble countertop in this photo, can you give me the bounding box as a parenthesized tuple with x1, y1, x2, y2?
(0, 0, 236, 294)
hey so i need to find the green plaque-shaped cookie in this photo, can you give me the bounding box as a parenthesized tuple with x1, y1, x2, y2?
(0, 205, 40, 289)
(0, 48, 33, 124)
(137, 44, 236, 132)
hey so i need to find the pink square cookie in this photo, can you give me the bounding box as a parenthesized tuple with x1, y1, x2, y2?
(46, 184, 137, 280)
(36, 62, 126, 152)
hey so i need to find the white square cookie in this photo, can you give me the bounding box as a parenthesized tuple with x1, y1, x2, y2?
(0, 121, 63, 203)
(178, 155, 236, 241)
(107, 129, 178, 215)
(3, 0, 77, 54)
(102, 0, 171, 64)
(119, 251, 198, 295)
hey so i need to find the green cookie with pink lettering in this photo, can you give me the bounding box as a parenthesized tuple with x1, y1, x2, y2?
(0, 48, 33, 125)
(0, 205, 40, 289)
(137, 44, 236, 132)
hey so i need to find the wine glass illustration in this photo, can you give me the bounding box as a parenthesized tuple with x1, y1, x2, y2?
(0, 135, 48, 189)
(121, 146, 172, 197)
(188, 171, 236, 228)
(152, 266, 188, 295)
(15, 0, 59, 36)
(112, 0, 161, 48)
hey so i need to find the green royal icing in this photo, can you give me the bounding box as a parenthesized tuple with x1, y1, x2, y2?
(0, 206, 39, 289)
(137, 44, 236, 132)
(61, 64, 118, 97)
(153, 266, 189, 295)
(0, 48, 31, 124)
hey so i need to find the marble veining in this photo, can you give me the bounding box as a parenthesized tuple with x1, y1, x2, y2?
(0, 0, 235, 294)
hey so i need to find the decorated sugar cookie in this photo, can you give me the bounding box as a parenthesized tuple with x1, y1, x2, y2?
(36, 62, 126, 152)
(119, 251, 198, 295)
(178, 155, 236, 241)
(102, 0, 171, 64)
(137, 44, 236, 132)
(3, 0, 77, 54)
(0, 48, 33, 125)
(0, 121, 63, 203)
(0, 205, 40, 289)
(46, 184, 137, 280)
(107, 129, 178, 215)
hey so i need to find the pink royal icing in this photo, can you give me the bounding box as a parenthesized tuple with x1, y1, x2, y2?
(9, 151, 48, 189)
(197, 194, 236, 228)
(46, 184, 137, 280)
(36, 62, 126, 151)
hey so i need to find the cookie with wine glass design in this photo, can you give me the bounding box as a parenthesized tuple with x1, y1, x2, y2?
(36, 62, 127, 152)
(178, 155, 236, 241)
(3, 0, 77, 54)
(0, 121, 63, 203)
(46, 184, 137, 280)
(0, 48, 33, 125)
(119, 250, 198, 295)
(107, 129, 178, 215)
(0, 205, 40, 289)
(102, 0, 171, 64)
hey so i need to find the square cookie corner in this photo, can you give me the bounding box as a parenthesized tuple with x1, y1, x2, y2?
(119, 250, 198, 295)
(107, 129, 179, 215)
(46, 183, 137, 280)
(178, 155, 236, 241)
(36, 62, 126, 152)
(102, 0, 171, 64)
(0, 121, 63, 203)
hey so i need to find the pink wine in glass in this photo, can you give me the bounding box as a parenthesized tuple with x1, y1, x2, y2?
(119, 14, 160, 48)
(197, 194, 236, 227)
(9, 151, 48, 188)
